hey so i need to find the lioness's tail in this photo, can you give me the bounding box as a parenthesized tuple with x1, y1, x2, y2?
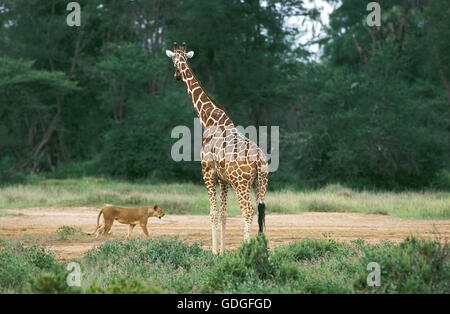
(96, 208, 104, 230)
(87, 207, 105, 235)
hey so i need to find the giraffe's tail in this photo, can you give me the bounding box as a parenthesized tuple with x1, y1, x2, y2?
(258, 203, 266, 234)
(256, 157, 268, 234)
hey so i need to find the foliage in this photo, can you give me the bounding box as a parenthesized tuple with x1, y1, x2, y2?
(26, 264, 81, 294)
(85, 237, 207, 270)
(354, 236, 450, 293)
(87, 276, 161, 294)
(204, 234, 273, 292)
(80, 237, 216, 293)
(0, 0, 448, 189)
(0, 236, 448, 293)
(271, 237, 352, 264)
(55, 225, 84, 241)
(0, 241, 74, 293)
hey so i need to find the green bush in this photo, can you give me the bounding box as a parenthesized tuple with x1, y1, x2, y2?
(271, 238, 352, 265)
(81, 237, 215, 293)
(85, 237, 206, 270)
(87, 276, 161, 294)
(269, 238, 359, 293)
(204, 234, 273, 292)
(2, 236, 447, 294)
(275, 261, 304, 284)
(0, 243, 58, 292)
(55, 226, 83, 240)
(26, 264, 81, 294)
(354, 236, 450, 293)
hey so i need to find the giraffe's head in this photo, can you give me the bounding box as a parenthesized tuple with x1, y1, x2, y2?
(165, 42, 194, 81)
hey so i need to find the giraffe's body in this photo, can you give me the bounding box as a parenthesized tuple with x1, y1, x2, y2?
(166, 43, 268, 254)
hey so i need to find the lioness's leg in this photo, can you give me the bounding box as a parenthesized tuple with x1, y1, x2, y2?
(103, 220, 114, 238)
(126, 224, 136, 240)
(140, 221, 150, 238)
(95, 224, 105, 238)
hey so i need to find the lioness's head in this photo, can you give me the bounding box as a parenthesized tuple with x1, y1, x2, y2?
(148, 204, 165, 219)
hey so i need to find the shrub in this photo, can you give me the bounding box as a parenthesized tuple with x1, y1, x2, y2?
(204, 234, 273, 292)
(1, 236, 448, 294)
(87, 276, 161, 294)
(81, 237, 215, 293)
(275, 261, 304, 284)
(354, 236, 450, 293)
(271, 238, 352, 265)
(84, 237, 207, 270)
(55, 226, 83, 240)
(0, 243, 58, 292)
(26, 264, 81, 294)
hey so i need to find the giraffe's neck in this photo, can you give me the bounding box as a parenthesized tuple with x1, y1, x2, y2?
(179, 59, 233, 129)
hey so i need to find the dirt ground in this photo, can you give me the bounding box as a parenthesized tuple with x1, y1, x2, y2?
(0, 206, 449, 260)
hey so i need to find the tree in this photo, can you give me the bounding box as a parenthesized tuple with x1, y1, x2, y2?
(284, 0, 450, 188)
(0, 57, 79, 173)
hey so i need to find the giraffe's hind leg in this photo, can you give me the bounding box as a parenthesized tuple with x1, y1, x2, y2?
(219, 180, 229, 254)
(234, 180, 254, 242)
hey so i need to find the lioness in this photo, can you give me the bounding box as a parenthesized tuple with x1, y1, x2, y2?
(93, 204, 164, 239)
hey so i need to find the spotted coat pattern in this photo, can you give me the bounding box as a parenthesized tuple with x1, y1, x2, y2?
(167, 43, 269, 254)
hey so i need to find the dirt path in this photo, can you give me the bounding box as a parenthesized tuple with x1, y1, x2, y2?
(0, 206, 449, 260)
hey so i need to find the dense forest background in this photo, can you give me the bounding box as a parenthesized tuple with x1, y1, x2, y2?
(0, 0, 449, 190)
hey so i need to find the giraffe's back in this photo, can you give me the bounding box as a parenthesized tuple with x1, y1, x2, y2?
(201, 126, 268, 187)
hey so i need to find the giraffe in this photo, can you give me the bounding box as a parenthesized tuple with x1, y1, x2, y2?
(166, 42, 269, 254)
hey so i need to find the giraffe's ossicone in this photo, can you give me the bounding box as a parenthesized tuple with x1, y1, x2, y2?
(166, 42, 269, 254)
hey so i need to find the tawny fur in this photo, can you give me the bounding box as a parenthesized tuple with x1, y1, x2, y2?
(93, 204, 165, 239)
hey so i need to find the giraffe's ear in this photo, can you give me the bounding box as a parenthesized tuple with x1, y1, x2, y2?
(165, 50, 175, 58)
(186, 51, 194, 59)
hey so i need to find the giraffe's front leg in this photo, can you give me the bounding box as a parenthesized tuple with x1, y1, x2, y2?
(203, 163, 219, 254)
(219, 180, 229, 254)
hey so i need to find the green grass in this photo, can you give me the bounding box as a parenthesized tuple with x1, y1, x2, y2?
(0, 212, 25, 218)
(268, 185, 450, 219)
(55, 226, 84, 241)
(0, 177, 449, 219)
(0, 235, 448, 293)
